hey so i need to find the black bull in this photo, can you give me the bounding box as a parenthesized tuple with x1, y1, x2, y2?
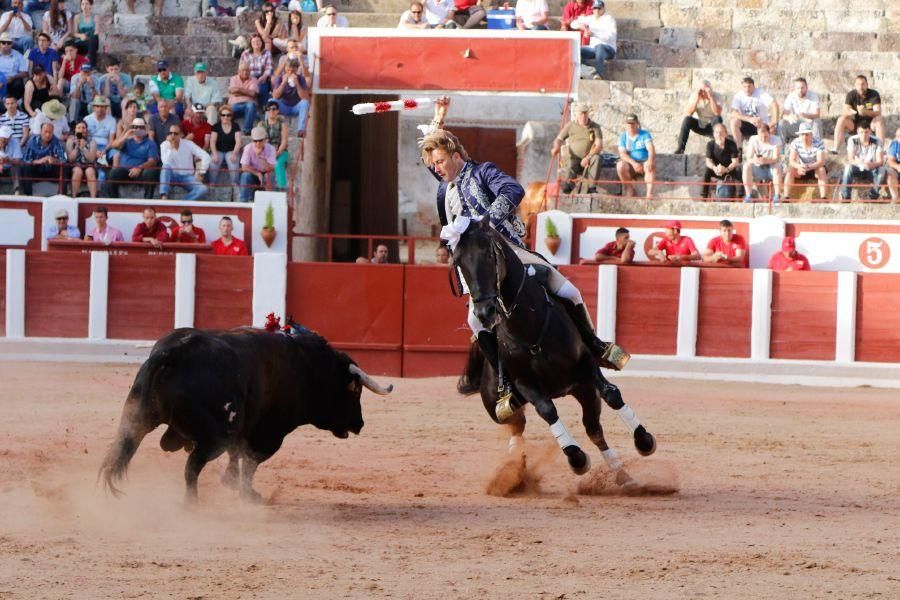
(454, 218, 656, 477)
(99, 328, 393, 502)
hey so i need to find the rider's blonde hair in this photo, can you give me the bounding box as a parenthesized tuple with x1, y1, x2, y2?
(420, 129, 470, 167)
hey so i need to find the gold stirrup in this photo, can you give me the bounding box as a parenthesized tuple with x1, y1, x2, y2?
(601, 343, 631, 371)
(495, 391, 516, 423)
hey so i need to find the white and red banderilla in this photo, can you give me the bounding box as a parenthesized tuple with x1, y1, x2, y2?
(351, 98, 433, 116)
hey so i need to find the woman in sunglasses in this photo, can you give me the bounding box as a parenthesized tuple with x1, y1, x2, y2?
(255, 3, 282, 53)
(209, 105, 242, 186)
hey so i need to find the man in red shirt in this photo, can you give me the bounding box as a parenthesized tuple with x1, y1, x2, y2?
(768, 236, 810, 271)
(648, 220, 700, 263)
(131, 207, 169, 248)
(453, 0, 486, 28)
(562, 0, 593, 45)
(211, 216, 248, 256)
(181, 104, 212, 151)
(171, 209, 207, 243)
(594, 226, 634, 264)
(702, 219, 747, 267)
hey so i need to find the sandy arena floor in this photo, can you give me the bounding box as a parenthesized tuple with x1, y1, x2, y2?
(0, 361, 897, 599)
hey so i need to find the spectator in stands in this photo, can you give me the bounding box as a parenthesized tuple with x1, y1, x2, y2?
(702, 219, 746, 266)
(573, 0, 615, 80)
(84, 205, 124, 243)
(561, 0, 592, 45)
(832, 75, 884, 155)
(453, 0, 485, 29)
(23, 0, 50, 30)
(240, 34, 273, 107)
(28, 32, 59, 80)
(125, 0, 163, 18)
(172, 209, 206, 243)
(515, 0, 549, 30)
(435, 243, 450, 264)
(42, 0, 71, 52)
(259, 100, 289, 188)
(181, 103, 212, 150)
(123, 80, 149, 117)
(149, 60, 186, 118)
(317, 5, 349, 28)
(23, 64, 59, 118)
(271, 58, 310, 140)
(149, 97, 179, 146)
(56, 40, 85, 96)
(768, 236, 809, 272)
(593, 226, 634, 264)
(31, 98, 69, 139)
(777, 77, 822, 143)
(47, 207, 80, 239)
(371, 244, 389, 264)
(67, 62, 98, 122)
(0, 33, 28, 99)
(887, 129, 900, 203)
(98, 56, 132, 120)
(703, 122, 740, 200)
(239, 126, 276, 202)
(0, 94, 30, 144)
(66, 119, 98, 196)
(229, 63, 259, 135)
(425, 0, 457, 28)
(647, 220, 699, 263)
(0, 0, 35, 53)
(783, 122, 828, 201)
(255, 2, 282, 53)
(209, 105, 242, 186)
(159, 123, 209, 201)
(21, 121, 65, 195)
(184, 62, 222, 125)
(398, 1, 429, 29)
(728, 76, 777, 148)
(274, 38, 308, 77)
(0, 125, 23, 183)
(840, 123, 885, 201)
(107, 117, 160, 199)
(273, 10, 305, 54)
(114, 99, 139, 146)
(616, 113, 655, 198)
(84, 95, 115, 155)
(212, 216, 249, 256)
(71, 0, 99, 67)
(674, 80, 722, 154)
(551, 102, 602, 194)
(742, 123, 783, 203)
(131, 207, 169, 248)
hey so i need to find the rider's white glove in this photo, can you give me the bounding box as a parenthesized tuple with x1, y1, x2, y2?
(439, 216, 471, 251)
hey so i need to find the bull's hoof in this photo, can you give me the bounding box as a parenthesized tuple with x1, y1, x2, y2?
(634, 425, 657, 456)
(494, 394, 516, 423)
(563, 445, 591, 476)
(240, 487, 263, 504)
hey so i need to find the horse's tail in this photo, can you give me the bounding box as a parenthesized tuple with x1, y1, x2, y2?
(457, 339, 485, 395)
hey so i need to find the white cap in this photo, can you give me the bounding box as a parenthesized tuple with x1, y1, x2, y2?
(0, 126, 12, 139)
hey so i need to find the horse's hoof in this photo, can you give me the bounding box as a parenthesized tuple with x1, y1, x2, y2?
(634, 425, 657, 456)
(240, 487, 263, 504)
(221, 470, 239, 490)
(615, 469, 637, 487)
(563, 445, 591, 476)
(494, 395, 516, 423)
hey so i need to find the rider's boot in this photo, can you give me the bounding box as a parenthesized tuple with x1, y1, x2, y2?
(476, 331, 517, 422)
(566, 302, 631, 371)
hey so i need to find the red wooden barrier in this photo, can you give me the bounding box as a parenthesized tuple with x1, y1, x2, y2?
(0, 253, 6, 336)
(615, 266, 679, 355)
(697, 269, 753, 358)
(286, 262, 404, 376)
(855, 273, 900, 363)
(24, 252, 91, 337)
(194, 255, 254, 330)
(559, 265, 599, 319)
(402, 265, 470, 377)
(107, 255, 176, 340)
(770, 271, 837, 360)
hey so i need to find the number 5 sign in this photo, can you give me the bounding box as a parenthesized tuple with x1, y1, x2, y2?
(859, 237, 891, 269)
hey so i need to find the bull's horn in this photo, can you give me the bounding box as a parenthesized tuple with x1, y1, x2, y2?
(349, 364, 394, 395)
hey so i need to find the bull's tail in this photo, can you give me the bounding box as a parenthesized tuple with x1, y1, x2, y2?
(457, 339, 485, 395)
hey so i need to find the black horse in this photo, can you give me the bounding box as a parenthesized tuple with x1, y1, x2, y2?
(454, 218, 656, 477)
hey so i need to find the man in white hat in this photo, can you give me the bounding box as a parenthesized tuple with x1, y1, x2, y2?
(30, 98, 70, 140)
(0, 0, 35, 54)
(239, 126, 275, 202)
(0, 31, 27, 100)
(84, 96, 116, 154)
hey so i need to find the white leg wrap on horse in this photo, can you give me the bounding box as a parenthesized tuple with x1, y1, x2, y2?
(549, 419, 578, 449)
(616, 405, 641, 434)
(601, 448, 624, 471)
